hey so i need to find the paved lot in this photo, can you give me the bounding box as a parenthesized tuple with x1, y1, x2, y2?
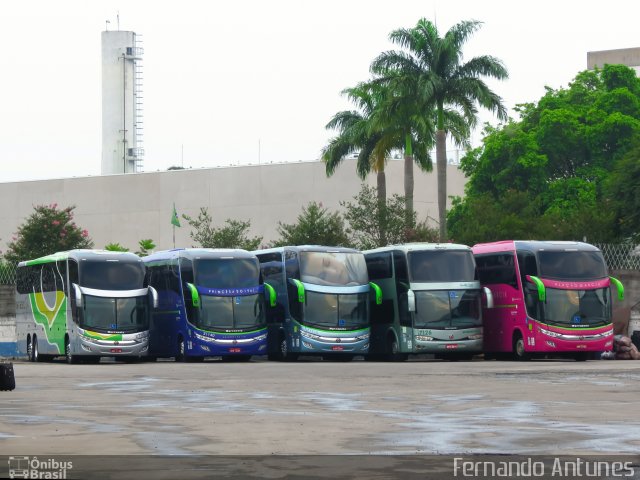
(2, 357, 640, 458)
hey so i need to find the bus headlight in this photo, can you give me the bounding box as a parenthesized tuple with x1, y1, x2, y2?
(539, 327, 562, 338)
(355, 333, 370, 341)
(135, 332, 149, 341)
(467, 334, 483, 340)
(300, 330, 321, 341)
(253, 334, 268, 342)
(415, 335, 433, 342)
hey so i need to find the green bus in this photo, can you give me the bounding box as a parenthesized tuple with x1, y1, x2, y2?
(16, 250, 156, 363)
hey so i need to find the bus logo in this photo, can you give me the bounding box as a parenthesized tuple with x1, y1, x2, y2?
(335, 338, 342, 343)
(8, 456, 29, 479)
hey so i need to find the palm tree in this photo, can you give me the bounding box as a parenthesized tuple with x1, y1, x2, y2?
(323, 83, 394, 243)
(372, 19, 508, 241)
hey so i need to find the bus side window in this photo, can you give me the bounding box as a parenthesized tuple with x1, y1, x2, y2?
(476, 253, 518, 289)
(393, 252, 411, 327)
(365, 253, 392, 280)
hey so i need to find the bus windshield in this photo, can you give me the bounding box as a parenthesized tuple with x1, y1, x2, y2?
(299, 252, 368, 286)
(194, 259, 260, 289)
(196, 294, 265, 331)
(408, 250, 476, 283)
(543, 288, 611, 327)
(80, 260, 145, 290)
(538, 251, 606, 280)
(414, 290, 481, 329)
(303, 292, 368, 330)
(81, 295, 149, 332)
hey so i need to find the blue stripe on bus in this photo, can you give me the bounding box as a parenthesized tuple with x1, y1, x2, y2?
(0, 342, 18, 357)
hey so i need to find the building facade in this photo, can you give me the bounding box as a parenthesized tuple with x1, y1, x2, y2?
(0, 160, 466, 252)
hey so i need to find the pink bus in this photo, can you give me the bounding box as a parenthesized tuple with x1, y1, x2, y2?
(472, 241, 623, 361)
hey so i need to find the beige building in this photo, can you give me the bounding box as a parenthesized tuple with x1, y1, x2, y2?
(587, 47, 640, 74)
(0, 160, 466, 252)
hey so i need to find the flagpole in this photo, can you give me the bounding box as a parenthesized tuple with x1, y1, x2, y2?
(173, 224, 176, 248)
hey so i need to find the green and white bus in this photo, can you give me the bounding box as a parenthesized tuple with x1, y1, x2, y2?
(364, 243, 492, 361)
(16, 250, 156, 363)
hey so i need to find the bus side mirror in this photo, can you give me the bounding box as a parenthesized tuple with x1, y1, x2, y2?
(407, 289, 416, 313)
(610, 276, 624, 301)
(483, 287, 494, 309)
(526, 275, 546, 302)
(291, 279, 305, 303)
(72, 283, 82, 308)
(186, 283, 200, 308)
(148, 286, 159, 309)
(369, 282, 382, 305)
(264, 283, 277, 307)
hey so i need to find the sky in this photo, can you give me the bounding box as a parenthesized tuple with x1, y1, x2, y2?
(1, 0, 639, 183)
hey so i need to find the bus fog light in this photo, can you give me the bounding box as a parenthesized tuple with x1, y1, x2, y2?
(259, 345, 267, 351)
(200, 345, 211, 352)
(605, 341, 613, 347)
(302, 341, 313, 349)
(81, 344, 92, 352)
(415, 335, 433, 342)
(546, 340, 556, 348)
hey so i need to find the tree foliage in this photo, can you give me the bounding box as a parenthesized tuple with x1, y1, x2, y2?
(449, 64, 640, 245)
(183, 208, 262, 250)
(4, 204, 93, 264)
(272, 202, 351, 247)
(105, 243, 129, 252)
(136, 239, 156, 257)
(341, 185, 438, 250)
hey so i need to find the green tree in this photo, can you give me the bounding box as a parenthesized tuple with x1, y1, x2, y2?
(448, 64, 640, 244)
(341, 184, 438, 250)
(136, 239, 156, 257)
(4, 204, 93, 264)
(272, 202, 351, 247)
(104, 243, 129, 252)
(183, 207, 262, 250)
(372, 19, 508, 241)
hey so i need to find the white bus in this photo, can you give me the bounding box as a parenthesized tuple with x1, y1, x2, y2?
(364, 243, 491, 360)
(16, 250, 156, 363)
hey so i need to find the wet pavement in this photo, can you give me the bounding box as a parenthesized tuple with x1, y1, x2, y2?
(1, 357, 640, 459)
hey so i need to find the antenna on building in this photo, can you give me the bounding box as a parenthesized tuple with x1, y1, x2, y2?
(117, 12, 120, 31)
(105, 20, 110, 31)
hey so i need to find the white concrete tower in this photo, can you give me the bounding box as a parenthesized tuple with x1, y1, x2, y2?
(101, 30, 144, 175)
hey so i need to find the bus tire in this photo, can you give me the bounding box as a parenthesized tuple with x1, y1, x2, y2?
(512, 334, 530, 361)
(27, 335, 33, 362)
(32, 336, 43, 363)
(387, 336, 407, 362)
(176, 337, 186, 362)
(65, 336, 78, 364)
(280, 337, 297, 361)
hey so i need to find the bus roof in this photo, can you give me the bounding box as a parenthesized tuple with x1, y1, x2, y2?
(143, 248, 256, 263)
(472, 240, 601, 255)
(364, 243, 471, 255)
(254, 245, 362, 256)
(18, 249, 142, 267)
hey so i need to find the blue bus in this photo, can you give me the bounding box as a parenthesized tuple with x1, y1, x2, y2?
(254, 246, 373, 361)
(143, 248, 273, 361)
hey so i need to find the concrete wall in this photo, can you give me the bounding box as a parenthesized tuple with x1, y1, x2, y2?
(0, 160, 466, 252)
(587, 47, 640, 69)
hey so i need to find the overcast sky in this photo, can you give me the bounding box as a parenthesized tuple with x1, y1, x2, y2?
(1, 0, 638, 183)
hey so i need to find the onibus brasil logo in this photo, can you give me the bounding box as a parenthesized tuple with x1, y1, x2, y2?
(8, 456, 73, 479)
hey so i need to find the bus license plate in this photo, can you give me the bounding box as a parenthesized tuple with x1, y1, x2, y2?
(331, 346, 344, 351)
(110, 348, 122, 353)
(229, 348, 241, 353)
(445, 344, 458, 350)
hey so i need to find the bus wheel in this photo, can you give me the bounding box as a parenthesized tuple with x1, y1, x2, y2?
(32, 336, 40, 362)
(176, 337, 186, 362)
(27, 336, 34, 362)
(512, 335, 530, 361)
(65, 337, 77, 364)
(387, 337, 406, 361)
